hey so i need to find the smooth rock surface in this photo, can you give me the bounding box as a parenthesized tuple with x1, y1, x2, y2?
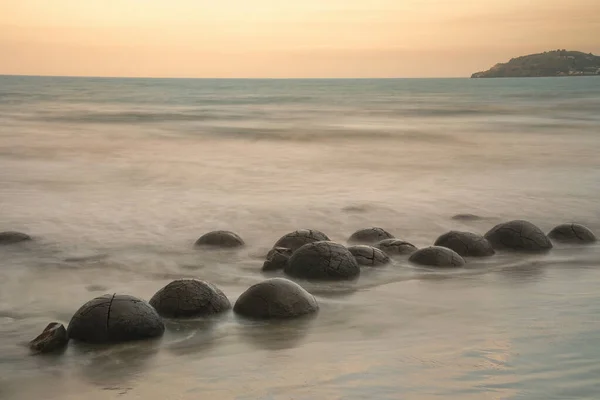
(348, 245, 391, 266)
(67, 294, 165, 343)
(375, 239, 418, 257)
(485, 220, 553, 252)
(285, 241, 360, 280)
(547, 223, 597, 244)
(195, 230, 244, 248)
(348, 227, 394, 245)
(434, 231, 495, 257)
(274, 229, 330, 252)
(149, 279, 231, 318)
(0, 231, 32, 245)
(29, 322, 68, 354)
(233, 278, 318, 319)
(262, 247, 293, 271)
(409, 246, 466, 267)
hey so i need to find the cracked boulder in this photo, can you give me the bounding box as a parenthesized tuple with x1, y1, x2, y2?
(375, 239, 418, 257)
(434, 231, 495, 257)
(67, 294, 165, 344)
(548, 223, 596, 244)
(348, 227, 394, 245)
(273, 229, 330, 252)
(149, 279, 231, 318)
(262, 247, 293, 271)
(233, 278, 318, 319)
(195, 230, 244, 248)
(285, 241, 360, 280)
(484, 220, 552, 252)
(409, 246, 465, 267)
(0, 231, 32, 245)
(29, 322, 69, 354)
(348, 245, 391, 267)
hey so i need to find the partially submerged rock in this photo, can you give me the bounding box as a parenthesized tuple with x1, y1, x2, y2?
(273, 229, 330, 252)
(195, 231, 244, 248)
(547, 223, 597, 244)
(233, 278, 318, 319)
(262, 247, 293, 271)
(451, 214, 483, 221)
(409, 246, 465, 267)
(149, 279, 231, 318)
(285, 241, 360, 280)
(67, 294, 165, 344)
(348, 227, 394, 245)
(347, 245, 391, 267)
(0, 231, 32, 245)
(485, 220, 552, 252)
(375, 239, 418, 257)
(29, 322, 68, 354)
(434, 231, 495, 257)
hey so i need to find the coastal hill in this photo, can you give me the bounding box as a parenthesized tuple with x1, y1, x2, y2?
(471, 50, 600, 78)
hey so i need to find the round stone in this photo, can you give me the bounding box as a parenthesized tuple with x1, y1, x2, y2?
(484, 220, 552, 252)
(347, 245, 391, 267)
(262, 247, 293, 272)
(409, 246, 466, 267)
(547, 223, 597, 244)
(233, 278, 319, 319)
(0, 231, 32, 245)
(348, 227, 394, 245)
(273, 229, 330, 252)
(434, 231, 495, 257)
(375, 239, 418, 256)
(285, 241, 360, 280)
(67, 294, 165, 344)
(195, 231, 244, 248)
(149, 279, 231, 318)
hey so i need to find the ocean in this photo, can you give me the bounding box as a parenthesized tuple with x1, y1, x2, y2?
(1, 75, 600, 399)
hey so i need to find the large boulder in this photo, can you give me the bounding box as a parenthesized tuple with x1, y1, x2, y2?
(375, 239, 417, 257)
(262, 247, 293, 271)
(347, 245, 391, 267)
(285, 241, 360, 280)
(29, 322, 69, 354)
(434, 231, 495, 257)
(195, 231, 244, 248)
(233, 278, 318, 319)
(149, 279, 231, 318)
(273, 229, 330, 252)
(484, 220, 552, 252)
(348, 227, 394, 245)
(547, 223, 597, 244)
(409, 246, 465, 267)
(67, 294, 165, 344)
(0, 231, 32, 245)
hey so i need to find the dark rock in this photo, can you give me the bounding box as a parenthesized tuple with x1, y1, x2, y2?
(434, 231, 495, 257)
(149, 279, 231, 318)
(375, 239, 418, 257)
(194, 231, 244, 248)
(451, 214, 483, 221)
(233, 278, 318, 319)
(29, 322, 68, 354)
(409, 246, 465, 267)
(0, 231, 32, 245)
(262, 247, 293, 271)
(67, 294, 165, 344)
(273, 229, 330, 252)
(285, 241, 360, 280)
(548, 223, 597, 244)
(347, 245, 391, 267)
(348, 227, 394, 245)
(484, 220, 552, 252)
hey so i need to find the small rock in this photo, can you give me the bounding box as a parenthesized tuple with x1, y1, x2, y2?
(285, 241, 360, 281)
(348, 227, 394, 245)
(434, 231, 495, 257)
(29, 322, 68, 354)
(347, 245, 391, 266)
(485, 220, 552, 252)
(548, 223, 597, 244)
(273, 229, 330, 252)
(451, 214, 483, 221)
(375, 239, 417, 257)
(194, 231, 244, 248)
(0, 231, 32, 245)
(149, 279, 231, 318)
(409, 246, 465, 268)
(262, 247, 293, 271)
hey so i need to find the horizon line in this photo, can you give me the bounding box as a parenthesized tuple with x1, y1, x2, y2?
(0, 73, 469, 80)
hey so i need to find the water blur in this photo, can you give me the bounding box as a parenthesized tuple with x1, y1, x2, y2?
(1, 76, 600, 399)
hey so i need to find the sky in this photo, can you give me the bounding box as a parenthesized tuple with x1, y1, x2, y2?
(1, 0, 599, 78)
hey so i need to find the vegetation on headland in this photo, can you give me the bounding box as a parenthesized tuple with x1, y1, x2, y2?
(471, 50, 600, 78)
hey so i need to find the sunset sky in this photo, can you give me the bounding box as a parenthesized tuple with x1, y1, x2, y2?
(1, 0, 599, 78)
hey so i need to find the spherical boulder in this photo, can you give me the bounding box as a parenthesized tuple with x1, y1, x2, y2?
(0, 231, 32, 245)
(233, 278, 318, 319)
(67, 294, 165, 344)
(149, 279, 231, 318)
(285, 241, 360, 280)
(29, 322, 69, 354)
(434, 231, 495, 257)
(195, 231, 244, 248)
(409, 246, 465, 268)
(484, 220, 552, 252)
(262, 247, 293, 272)
(348, 227, 394, 245)
(348, 245, 391, 267)
(375, 239, 418, 257)
(273, 229, 330, 252)
(547, 223, 597, 244)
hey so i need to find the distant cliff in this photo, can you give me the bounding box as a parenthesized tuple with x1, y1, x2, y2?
(471, 50, 600, 78)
